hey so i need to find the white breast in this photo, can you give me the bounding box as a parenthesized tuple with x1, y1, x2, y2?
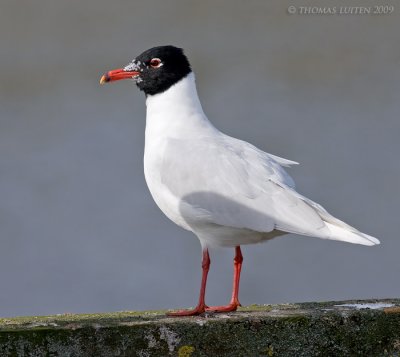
(143, 73, 216, 232)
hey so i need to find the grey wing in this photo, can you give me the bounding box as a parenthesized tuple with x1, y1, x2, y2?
(160, 136, 331, 237)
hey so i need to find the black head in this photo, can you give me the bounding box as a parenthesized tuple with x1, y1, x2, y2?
(100, 46, 192, 96)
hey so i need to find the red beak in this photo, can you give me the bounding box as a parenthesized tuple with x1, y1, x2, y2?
(100, 68, 140, 84)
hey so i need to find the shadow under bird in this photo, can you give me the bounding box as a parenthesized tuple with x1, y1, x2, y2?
(100, 45, 380, 316)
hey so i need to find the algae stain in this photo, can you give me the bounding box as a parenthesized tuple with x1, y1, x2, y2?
(260, 345, 274, 356)
(178, 345, 195, 357)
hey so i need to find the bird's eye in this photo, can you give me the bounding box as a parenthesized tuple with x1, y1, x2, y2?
(149, 58, 162, 68)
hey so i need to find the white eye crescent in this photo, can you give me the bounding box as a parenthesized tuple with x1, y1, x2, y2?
(150, 58, 163, 68)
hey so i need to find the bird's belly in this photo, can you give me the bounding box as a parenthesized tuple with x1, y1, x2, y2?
(194, 224, 285, 247)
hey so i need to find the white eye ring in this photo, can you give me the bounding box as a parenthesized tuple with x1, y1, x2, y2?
(149, 58, 163, 68)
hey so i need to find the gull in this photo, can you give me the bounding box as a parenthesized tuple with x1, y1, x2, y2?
(100, 45, 379, 316)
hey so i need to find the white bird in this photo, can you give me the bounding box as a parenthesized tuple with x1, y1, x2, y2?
(100, 45, 380, 316)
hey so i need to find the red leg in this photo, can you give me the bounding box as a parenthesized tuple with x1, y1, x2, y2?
(206, 246, 243, 312)
(167, 249, 210, 316)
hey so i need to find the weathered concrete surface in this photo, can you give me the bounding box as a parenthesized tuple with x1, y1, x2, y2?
(1, 299, 400, 356)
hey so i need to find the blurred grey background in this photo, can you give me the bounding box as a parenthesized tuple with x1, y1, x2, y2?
(1, 0, 399, 317)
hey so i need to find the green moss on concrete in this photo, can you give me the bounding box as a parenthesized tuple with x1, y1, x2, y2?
(1, 299, 400, 356)
(0, 309, 167, 330)
(178, 345, 195, 357)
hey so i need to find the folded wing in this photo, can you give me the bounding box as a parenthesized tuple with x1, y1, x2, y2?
(161, 135, 379, 246)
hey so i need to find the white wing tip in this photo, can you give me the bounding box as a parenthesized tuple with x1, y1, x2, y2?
(325, 223, 380, 246)
(360, 234, 380, 246)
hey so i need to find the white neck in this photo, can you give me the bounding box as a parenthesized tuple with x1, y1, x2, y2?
(145, 72, 216, 141)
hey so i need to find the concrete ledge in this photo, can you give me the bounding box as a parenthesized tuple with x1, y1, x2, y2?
(1, 299, 400, 356)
